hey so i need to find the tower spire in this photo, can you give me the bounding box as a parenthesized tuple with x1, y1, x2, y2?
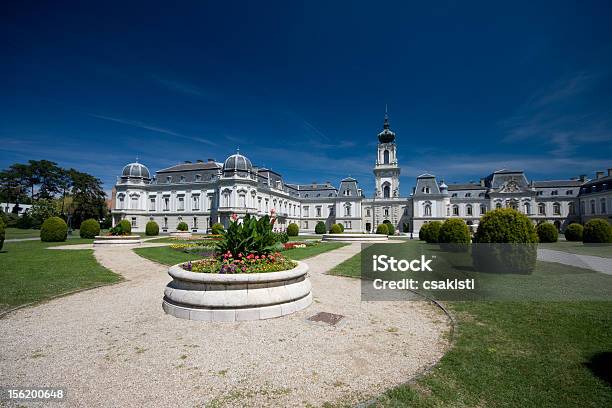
(383, 105, 390, 129)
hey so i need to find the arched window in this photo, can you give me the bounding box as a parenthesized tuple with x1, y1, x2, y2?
(466, 204, 473, 216)
(424, 204, 431, 216)
(383, 150, 390, 164)
(383, 185, 390, 198)
(495, 202, 502, 209)
(222, 191, 230, 207)
(601, 198, 607, 214)
(344, 203, 351, 217)
(590, 200, 596, 214)
(524, 202, 531, 215)
(538, 203, 546, 215)
(452, 205, 459, 216)
(130, 194, 139, 209)
(568, 202, 575, 215)
(553, 202, 561, 215)
(480, 204, 486, 215)
(118, 194, 125, 209)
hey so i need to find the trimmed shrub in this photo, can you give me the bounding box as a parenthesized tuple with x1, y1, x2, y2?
(0, 217, 5, 251)
(472, 208, 538, 274)
(79, 218, 100, 239)
(118, 219, 132, 235)
(145, 221, 159, 236)
(16, 213, 33, 229)
(536, 222, 558, 243)
(583, 218, 612, 243)
(211, 223, 224, 235)
(376, 224, 388, 235)
(564, 223, 583, 242)
(177, 222, 189, 231)
(438, 219, 470, 251)
(273, 231, 289, 243)
(315, 221, 326, 234)
(338, 223, 345, 232)
(287, 223, 299, 237)
(420, 221, 442, 243)
(330, 224, 343, 234)
(385, 223, 395, 236)
(40, 216, 68, 242)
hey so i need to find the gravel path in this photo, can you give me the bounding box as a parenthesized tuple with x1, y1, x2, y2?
(537, 248, 612, 275)
(0, 243, 449, 407)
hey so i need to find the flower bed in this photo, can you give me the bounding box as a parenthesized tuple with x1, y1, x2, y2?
(181, 251, 296, 274)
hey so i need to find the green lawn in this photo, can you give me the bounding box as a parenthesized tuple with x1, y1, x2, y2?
(540, 241, 612, 258)
(327, 241, 612, 407)
(133, 242, 347, 266)
(0, 240, 121, 312)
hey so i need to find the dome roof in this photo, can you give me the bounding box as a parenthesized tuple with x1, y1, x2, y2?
(122, 162, 150, 179)
(223, 151, 253, 174)
(378, 113, 396, 143)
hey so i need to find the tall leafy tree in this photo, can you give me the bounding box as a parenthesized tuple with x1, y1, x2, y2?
(31, 160, 63, 199)
(67, 169, 107, 226)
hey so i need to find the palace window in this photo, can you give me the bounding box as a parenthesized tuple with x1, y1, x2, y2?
(496, 202, 502, 209)
(179, 176, 185, 183)
(581, 201, 585, 214)
(422, 187, 430, 194)
(383, 185, 390, 198)
(524, 202, 530, 215)
(166, 176, 172, 183)
(208, 196, 213, 211)
(130, 195, 139, 210)
(177, 196, 185, 211)
(568, 202, 575, 215)
(149, 198, 156, 211)
(163, 217, 168, 228)
(451, 193, 458, 197)
(163, 196, 170, 211)
(452, 205, 459, 216)
(193, 217, 198, 229)
(383, 207, 389, 217)
(465, 193, 472, 198)
(591, 200, 596, 214)
(536, 191, 543, 196)
(480, 204, 486, 215)
(316, 206, 322, 217)
(538, 203, 546, 215)
(601, 198, 607, 214)
(192, 195, 199, 211)
(424, 204, 432, 217)
(345, 203, 352, 217)
(344, 221, 352, 229)
(366, 208, 371, 217)
(466, 204, 473, 216)
(131, 217, 137, 227)
(329, 205, 335, 216)
(303, 221, 308, 229)
(551, 190, 558, 196)
(238, 194, 246, 208)
(222, 192, 230, 207)
(566, 190, 573, 195)
(303, 206, 309, 217)
(195, 174, 201, 182)
(553, 202, 561, 215)
(118, 194, 125, 209)
(383, 149, 390, 164)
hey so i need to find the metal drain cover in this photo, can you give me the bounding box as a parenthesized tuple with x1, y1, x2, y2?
(307, 312, 344, 326)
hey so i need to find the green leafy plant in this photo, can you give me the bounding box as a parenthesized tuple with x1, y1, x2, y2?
(177, 222, 189, 231)
(273, 231, 289, 244)
(420, 221, 442, 243)
(330, 224, 343, 234)
(79, 218, 100, 239)
(0, 217, 5, 251)
(16, 213, 33, 229)
(215, 213, 278, 258)
(439, 218, 470, 251)
(564, 223, 583, 242)
(287, 223, 299, 236)
(536, 222, 558, 243)
(109, 219, 132, 236)
(385, 222, 395, 236)
(583, 218, 612, 243)
(376, 224, 388, 235)
(211, 222, 224, 235)
(315, 221, 326, 234)
(40, 216, 67, 242)
(145, 221, 159, 236)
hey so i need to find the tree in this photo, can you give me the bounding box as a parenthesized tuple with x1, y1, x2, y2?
(67, 169, 107, 227)
(30, 160, 63, 199)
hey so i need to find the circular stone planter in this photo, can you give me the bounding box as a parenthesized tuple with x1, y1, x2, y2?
(170, 231, 192, 239)
(322, 233, 388, 242)
(93, 235, 143, 246)
(163, 261, 312, 322)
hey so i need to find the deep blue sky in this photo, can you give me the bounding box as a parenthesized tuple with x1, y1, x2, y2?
(1, 1, 611, 196)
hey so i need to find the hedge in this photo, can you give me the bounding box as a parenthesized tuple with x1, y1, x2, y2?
(145, 221, 159, 236)
(287, 223, 299, 236)
(376, 224, 388, 235)
(420, 221, 442, 243)
(40, 216, 68, 242)
(330, 224, 343, 234)
(564, 223, 583, 242)
(315, 221, 326, 234)
(118, 219, 132, 235)
(583, 218, 612, 243)
(338, 223, 345, 232)
(472, 208, 538, 274)
(438, 219, 470, 251)
(79, 219, 100, 239)
(536, 222, 558, 243)
(177, 222, 189, 231)
(385, 222, 395, 236)
(211, 223, 224, 235)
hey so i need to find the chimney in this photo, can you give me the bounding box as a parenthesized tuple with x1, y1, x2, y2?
(184, 160, 192, 164)
(196, 159, 203, 163)
(596, 171, 604, 179)
(579, 174, 587, 182)
(480, 178, 485, 187)
(608, 168, 612, 177)
(207, 158, 215, 162)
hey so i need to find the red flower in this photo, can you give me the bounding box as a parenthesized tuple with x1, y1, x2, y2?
(231, 213, 238, 221)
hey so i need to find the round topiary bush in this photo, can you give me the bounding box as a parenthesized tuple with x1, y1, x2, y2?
(211, 223, 224, 235)
(338, 223, 345, 232)
(330, 224, 343, 234)
(536, 222, 558, 243)
(472, 208, 538, 274)
(376, 224, 388, 235)
(0, 217, 5, 251)
(315, 221, 326, 234)
(287, 223, 299, 236)
(177, 222, 189, 231)
(118, 219, 132, 235)
(146, 220, 159, 236)
(420, 221, 442, 243)
(564, 223, 583, 242)
(438, 219, 470, 251)
(40, 216, 68, 242)
(79, 218, 100, 239)
(583, 218, 612, 243)
(385, 223, 395, 236)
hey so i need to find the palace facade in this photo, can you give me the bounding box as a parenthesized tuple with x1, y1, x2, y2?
(112, 115, 612, 234)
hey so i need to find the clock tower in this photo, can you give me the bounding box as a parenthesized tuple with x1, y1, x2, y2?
(373, 110, 400, 198)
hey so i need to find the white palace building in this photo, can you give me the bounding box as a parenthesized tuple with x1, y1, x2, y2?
(112, 114, 612, 234)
